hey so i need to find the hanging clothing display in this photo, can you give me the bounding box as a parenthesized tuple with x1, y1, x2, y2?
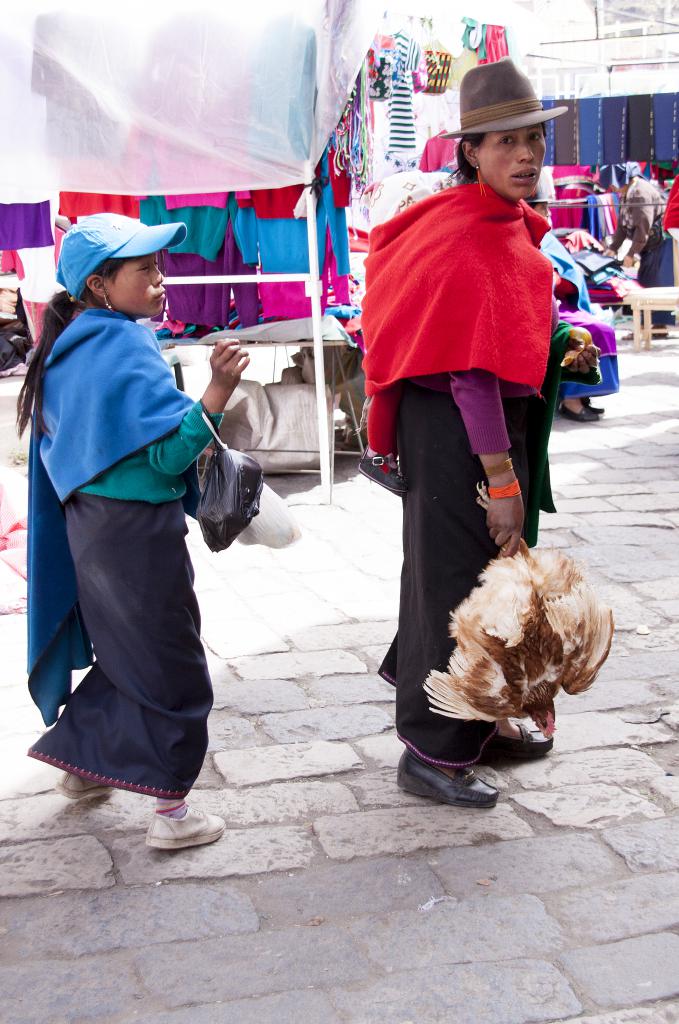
(627, 96, 653, 163)
(554, 101, 578, 166)
(0, 201, 53, 249)
(163, 223, 259, 328)
(652, 93, 679, 162)
(139, 198, 229, 261)
(478, 25, 509, 65)
(578, 98, 604, 167)
(602, 97, 628, 165)
(387, 31, 421, 152)
(419, 132, 456, 172)
(59, 193, 140, 219)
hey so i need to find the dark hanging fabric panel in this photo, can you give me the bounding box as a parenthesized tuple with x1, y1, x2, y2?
(653, 93, 679, 162)
(554, 99, 578, 165)
(602, 96, 628, 163)
(627, 95, 653, 162)
(542, 98, 556, 165)
(578, 97, 604, 167)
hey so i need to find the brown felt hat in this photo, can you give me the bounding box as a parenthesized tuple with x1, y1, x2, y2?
(442, 58, 567, 138)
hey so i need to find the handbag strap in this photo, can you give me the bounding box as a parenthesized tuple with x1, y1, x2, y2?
(201, 409, 229, 451)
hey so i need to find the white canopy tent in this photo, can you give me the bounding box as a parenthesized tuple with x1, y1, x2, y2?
(1, 0, 382, 500)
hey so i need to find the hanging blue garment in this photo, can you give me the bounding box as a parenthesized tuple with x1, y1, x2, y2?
(602, 96, 628, 164)
(653, 93, 679, 161)
(255, 149, 349, 275)
(578, 97, 604, 166)
(542, 99, 556, 165)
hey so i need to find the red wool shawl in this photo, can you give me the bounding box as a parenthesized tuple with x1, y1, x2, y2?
(361, 184, 554, 396)
(664, 177, 679, 232)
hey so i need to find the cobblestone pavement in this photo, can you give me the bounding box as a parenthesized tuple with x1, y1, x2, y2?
(2, 333, 679, 1024)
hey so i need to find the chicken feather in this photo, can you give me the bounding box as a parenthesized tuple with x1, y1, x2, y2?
(423, 541, 614, 736)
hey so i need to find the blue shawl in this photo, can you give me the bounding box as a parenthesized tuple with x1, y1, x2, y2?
(540, 231, 593, 313)
(28, 309, 199, 726)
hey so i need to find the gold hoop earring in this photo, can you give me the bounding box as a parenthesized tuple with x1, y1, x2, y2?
(476, 165, 486, 197)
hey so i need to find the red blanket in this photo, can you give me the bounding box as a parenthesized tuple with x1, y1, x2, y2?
(664, 177, 679, 232)
(362, 184, 554, 395)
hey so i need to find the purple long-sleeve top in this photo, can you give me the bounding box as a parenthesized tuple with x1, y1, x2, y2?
(412, 298, 559, 454)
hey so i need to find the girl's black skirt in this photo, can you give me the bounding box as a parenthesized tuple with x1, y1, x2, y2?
(379, 382, 530, 768)
(29, 494, 212, 798)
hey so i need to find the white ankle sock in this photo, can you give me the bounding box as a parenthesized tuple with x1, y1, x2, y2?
(155, 798, 188, 819)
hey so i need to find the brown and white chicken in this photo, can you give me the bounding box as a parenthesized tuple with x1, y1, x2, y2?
(423, 541, 614, 738)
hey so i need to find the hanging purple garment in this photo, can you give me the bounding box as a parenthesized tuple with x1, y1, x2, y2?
(163, 222, 259, 327)
(259, 231, 350, 319)
(0, 201, 53, 249)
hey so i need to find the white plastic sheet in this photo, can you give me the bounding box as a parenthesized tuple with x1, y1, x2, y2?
(0, 1, 380, 196)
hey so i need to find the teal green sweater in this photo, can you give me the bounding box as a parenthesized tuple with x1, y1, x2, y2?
(80, 401, 222, 503)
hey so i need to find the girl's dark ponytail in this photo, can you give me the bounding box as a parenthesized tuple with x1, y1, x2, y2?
(16, 290, 82, 437)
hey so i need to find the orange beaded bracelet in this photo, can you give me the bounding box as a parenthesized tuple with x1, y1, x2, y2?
(488, 479, 521, 499)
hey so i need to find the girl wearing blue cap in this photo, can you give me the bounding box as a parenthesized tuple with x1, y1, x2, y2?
(17, 213, 249, 849)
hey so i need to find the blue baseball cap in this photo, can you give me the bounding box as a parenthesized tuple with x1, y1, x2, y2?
(56, 213, 188, 299)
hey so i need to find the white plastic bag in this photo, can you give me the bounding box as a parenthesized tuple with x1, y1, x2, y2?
(237, 483, 301, 548)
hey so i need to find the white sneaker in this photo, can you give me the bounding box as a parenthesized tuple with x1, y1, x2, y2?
(55, 771, 112, 801)
(146, 806, 226, 850)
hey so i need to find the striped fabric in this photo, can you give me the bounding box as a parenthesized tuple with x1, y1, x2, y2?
(388, 31, 421, 152)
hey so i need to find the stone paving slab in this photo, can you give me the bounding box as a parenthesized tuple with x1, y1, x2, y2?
(564, 1004, 679, 1024)
(507, 748, 665, 790)
(0, 835, 114, 897)
(0, 790, 150, 842)
(194, 779, 359, 825)
(342, 894, 564, 970)
(331, 960, 581, 1024)
(428, 833, 623, 899)
(139, 990, 343, 1024)
(549, 871, 679, 944)
(547, 712, 673, 752)
(247, 854, 446, 927)
(353, 731, 404, 767)
(602, 815, 679, 871)
(560, 933, 679, 1009)
(134, 924, 375, 1008)
(512, 783, 663, 828)
(214, 739, 363, 786)
(288, 620, 397, 651)
(110, 824, 313, 884)
(555, 676, 669, 715)
(0, 954, 144, 1024)
(650, 775, 679, 808)
(210, 677, 309, 714)
(0, 882, 258, 958)
(259, 703, 393, 743)
(230, 648, 368, 680)
(305, 673, 395, 706)
(314, 804, 533, 860)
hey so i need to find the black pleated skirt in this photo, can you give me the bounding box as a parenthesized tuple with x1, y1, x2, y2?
(379, 382, 530, 767)
(29, 494, 212, 798)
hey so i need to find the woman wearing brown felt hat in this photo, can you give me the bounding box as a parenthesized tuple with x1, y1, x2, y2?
(360, 59, 600, 808)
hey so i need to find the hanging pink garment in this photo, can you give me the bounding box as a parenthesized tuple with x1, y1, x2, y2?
(551, 165, 594, 230)
(419, 133, 456, 172)
(478, 26, 509, 65)
(164, 193, 229, 210)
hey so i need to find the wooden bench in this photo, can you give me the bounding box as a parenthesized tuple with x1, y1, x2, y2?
(627, 287, 679, 351)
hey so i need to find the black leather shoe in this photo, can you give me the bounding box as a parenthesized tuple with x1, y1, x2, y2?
(358, 451, 407, 495)
(480, 722, 553, 761)
(559, 404, 600, 423)
(397, 750, 498, 808)
(582, 398, 604, 415)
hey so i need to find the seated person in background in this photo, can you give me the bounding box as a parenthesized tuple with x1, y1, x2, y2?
(529, 175, 619, 424)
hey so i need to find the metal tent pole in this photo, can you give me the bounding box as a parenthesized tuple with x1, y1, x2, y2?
(304, 159, 332, 503)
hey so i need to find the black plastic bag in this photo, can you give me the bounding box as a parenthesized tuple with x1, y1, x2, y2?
(197, 419, 264, 553)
